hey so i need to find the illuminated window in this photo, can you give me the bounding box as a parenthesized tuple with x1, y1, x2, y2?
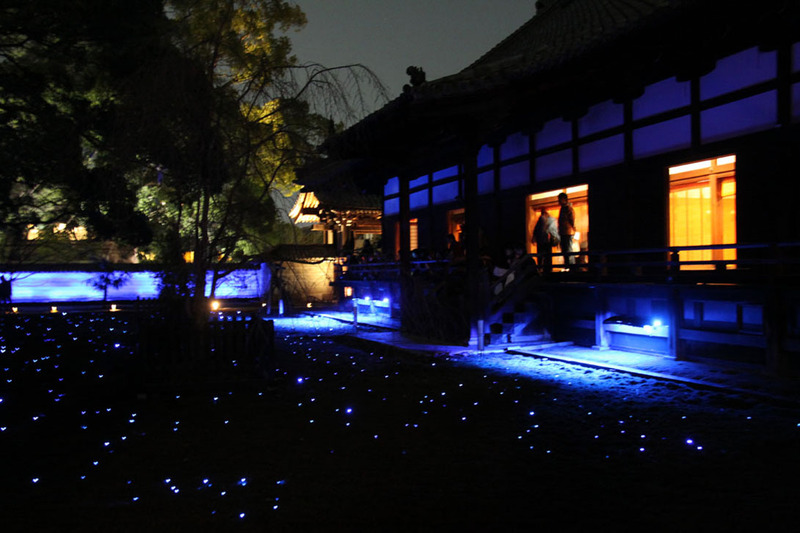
(409, 175, 428, 189)
(410, 219, 418, 251)
(669, 155, 736, 269)
(499, 160, 530, 190)
(432, 180, 459, 205)
(579, 134, 624, 172)
(410, 189, 428, 210)
(384, 177, 399, 196)
(183, 251, 195, 263)
(478, 170, 494, 195)
(433, 165, 458, 182)
(578, 99, 623, 137)
(526, 185, 589, 266)
(384, 197, 400, 216)
(536, 148, 572, 181)
(500, 132, 529, 161)
(477, 144, 494, 168)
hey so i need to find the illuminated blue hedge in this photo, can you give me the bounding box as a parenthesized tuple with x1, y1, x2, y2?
(1, 268, 266, 303)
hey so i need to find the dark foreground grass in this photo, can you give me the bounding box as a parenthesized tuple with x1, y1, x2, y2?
(2, 314, 800, 531)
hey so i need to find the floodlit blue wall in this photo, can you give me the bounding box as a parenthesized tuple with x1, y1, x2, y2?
(1, 267, 266, 303)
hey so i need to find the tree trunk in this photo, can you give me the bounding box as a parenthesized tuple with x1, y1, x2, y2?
(191, 178, 212, 330)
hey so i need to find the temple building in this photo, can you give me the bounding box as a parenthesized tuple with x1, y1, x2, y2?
(289, 159, 382, 256)
(280, 159, 382, 307)
(304, 0, 800, 376)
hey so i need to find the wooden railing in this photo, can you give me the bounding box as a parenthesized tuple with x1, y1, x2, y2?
(335, 259, 454, 282)
(569, 242, 800, 282)
(334, 242, 800, 295)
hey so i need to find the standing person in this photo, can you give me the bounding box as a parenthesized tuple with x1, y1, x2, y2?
(360, 238, 374, 260)
(558, 192, 576, 267)
(532, 208, 559, 274)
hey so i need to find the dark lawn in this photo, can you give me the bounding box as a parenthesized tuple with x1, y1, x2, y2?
(1, 314, 799, 531)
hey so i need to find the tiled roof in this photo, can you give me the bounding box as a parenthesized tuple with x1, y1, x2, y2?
(406, 0, 701, 104)
(295, 158, 382, 211)
(323, 0, 799, 159)
(313, 188, 381, 212)
(416, 0, 800, 104)
(468, 0, 674, 74)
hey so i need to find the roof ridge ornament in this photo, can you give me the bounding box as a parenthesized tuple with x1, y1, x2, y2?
(403, 66, 427, 93)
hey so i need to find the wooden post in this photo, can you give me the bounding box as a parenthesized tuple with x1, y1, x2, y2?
(667, 285, 681, 359)
(398, 173, 412, 330)
(463, 143, 483, 345)
(399, 173, 411, 276)
(764, 285, 787, 376)
(594, 286, 609, 350)
(668, 248, 680, 280)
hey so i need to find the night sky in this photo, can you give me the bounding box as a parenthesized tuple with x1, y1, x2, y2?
(289, 0, 537, 106)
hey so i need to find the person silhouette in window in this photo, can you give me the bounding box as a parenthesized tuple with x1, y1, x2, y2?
(558, 193, 576, 268)
(533, 208, 559, 274)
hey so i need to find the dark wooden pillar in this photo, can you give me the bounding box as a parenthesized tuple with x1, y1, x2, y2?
(594, 286, 610, 350)
(398, 174, 411, 275)
(398, 173, 412, 330)
(667, 285, 682, 359)
(764, 284, 788, 376)
(463, 144, 485, 345)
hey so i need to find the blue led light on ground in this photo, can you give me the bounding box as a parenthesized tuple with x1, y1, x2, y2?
(1, 313, 796, 528)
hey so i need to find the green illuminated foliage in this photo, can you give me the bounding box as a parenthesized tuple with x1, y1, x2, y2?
(1, 0, 385, 317)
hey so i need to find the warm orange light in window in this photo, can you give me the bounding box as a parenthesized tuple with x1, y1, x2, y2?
(669, 155, 736, 270)
(529, 184, 588, 202)
(669, 155, 736, 176)
(526, 185, 589, 263)
(720, 180, 736, 197)
(669, 160, 712, 175)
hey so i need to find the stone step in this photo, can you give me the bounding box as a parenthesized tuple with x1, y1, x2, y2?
(490, 319, 540, 336)
(484, 331, 550, 346)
